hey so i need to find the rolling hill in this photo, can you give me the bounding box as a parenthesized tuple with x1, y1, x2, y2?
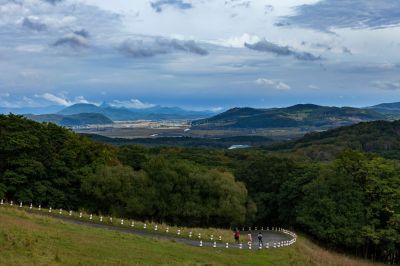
(266, 120, 400, 160)
(58, 103, 213, 121)
(0, 207, 379, 266)
(192, 104, 387, 129)
(367, 102, 400, 118)
(26, 113, 113, 126)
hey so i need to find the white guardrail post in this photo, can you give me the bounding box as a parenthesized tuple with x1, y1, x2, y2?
(3, 198, 301, 251)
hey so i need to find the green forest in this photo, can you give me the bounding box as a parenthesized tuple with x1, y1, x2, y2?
(0, 115, 399, 264)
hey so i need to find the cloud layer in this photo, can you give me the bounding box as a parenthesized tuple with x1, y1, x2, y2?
(284, 0, 400, 31)
(22, 17, 48, 32)
(256, 78, 291, 90)
(1, 0, 400, 109)
(119, 38, 208, 58)
(373, 80, 400, 91)
(108, 99, 156, 109)
(150, 0, 193, 13)
(53, 35, 89, 49)
(245, 40, 321, 61)
(38, 93, 92, 106)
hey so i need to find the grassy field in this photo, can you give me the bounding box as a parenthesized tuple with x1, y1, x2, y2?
(0, 207, 381, 266)
(21, 205, 238, 243)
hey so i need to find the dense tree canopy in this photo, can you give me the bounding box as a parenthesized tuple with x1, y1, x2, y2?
(81, 158, 247, 226)
(235, 149, 400, 264)
(0, 114, 115, 209)
(297, 151, 400, 263)
(0, 115, 248, 227)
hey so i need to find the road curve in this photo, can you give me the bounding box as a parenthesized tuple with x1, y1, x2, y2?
(46, 214, 294, 249)
(0, 203, 295, 250)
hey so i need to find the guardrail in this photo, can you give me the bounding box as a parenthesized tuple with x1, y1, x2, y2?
(0, 199, 297, 250)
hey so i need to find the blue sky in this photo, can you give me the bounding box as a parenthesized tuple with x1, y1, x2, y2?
(1, 0, 400, 111)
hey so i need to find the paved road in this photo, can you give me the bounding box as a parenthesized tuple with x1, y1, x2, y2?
(47, 214, 293, 249)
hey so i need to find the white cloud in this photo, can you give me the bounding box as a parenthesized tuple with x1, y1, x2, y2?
(108, 99, 155, 109)
(16, 45, 46, 53)
(0, 99, 19, 108)
(20, 70, 40, 79)
(0, 93, 98, 108)
(255, 78, 291, 90)
(210, 106, 223, 112)
(0, 96, 42, 108)
(372, 80, 400, 90)
(308, 84, 319, 89)
(210, 33, 261, 48)
(160, 74, 175, 79)
(37, 93, 93, 106)
(39, 93, 70, 106)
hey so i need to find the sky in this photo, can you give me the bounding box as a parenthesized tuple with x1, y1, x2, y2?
(1, 0, 400, 111)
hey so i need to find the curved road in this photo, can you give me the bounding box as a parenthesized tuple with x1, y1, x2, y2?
(47, 214, 293, 249)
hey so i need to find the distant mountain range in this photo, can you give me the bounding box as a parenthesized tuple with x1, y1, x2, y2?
(16, 103, 216, 126)
(26, 113, 113, 126)
(57, 103, 214, 121)
(3, 101, 400, 128)
(191, 104, 395, 129)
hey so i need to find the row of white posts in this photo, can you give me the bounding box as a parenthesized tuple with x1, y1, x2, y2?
(1, 200, 223, 239)
(194, 225, 297, 249)
(198, 239, 297, 250)
(240, 226, 297, 239)
(1, 199, 297, 250)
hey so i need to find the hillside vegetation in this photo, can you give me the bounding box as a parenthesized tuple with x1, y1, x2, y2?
(85, 134, 274, 148)
(192, 104, 386, 129)
(368, 102, 400, 118)
(0, 207, 381, 266)
(1, 115, 399, 264)
(267, 120, 400, 160)
(0, 115, 247, 227)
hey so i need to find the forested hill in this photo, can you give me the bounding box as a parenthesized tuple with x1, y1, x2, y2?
(0, 114, 248, 227)
(25, 113, 113, 126)
(267, 120, 400, 160)
(367, 102, 400, 118)
(1, 114, 399, 264)
(192, 104, 386, 129)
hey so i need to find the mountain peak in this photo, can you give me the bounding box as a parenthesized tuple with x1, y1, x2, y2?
(370, 102, 400, 109)
(58, 103, 101, 115)
(286, 104, 323, 110)
(71, 103, 98, 107)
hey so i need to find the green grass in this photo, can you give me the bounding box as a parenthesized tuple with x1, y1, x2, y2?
(22, 205, 238, 243)
(0, 207, 381, 266)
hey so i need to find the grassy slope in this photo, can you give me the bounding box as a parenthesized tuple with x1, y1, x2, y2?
(0, 208, 380, 266)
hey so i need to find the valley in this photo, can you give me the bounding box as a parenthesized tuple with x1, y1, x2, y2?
(23, 102, 400, 143)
